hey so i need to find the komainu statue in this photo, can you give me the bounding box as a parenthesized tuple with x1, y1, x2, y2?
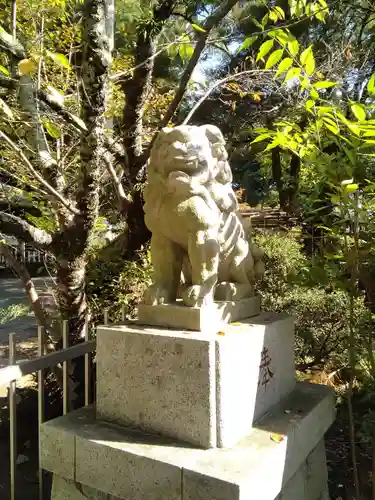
(143, 124, 264, 308)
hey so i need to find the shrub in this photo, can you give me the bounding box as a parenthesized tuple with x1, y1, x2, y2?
(87, 247, 152, 324)
(253, 229, 369, 370)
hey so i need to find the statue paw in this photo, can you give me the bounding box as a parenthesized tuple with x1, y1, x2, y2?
(181, 285, 213, 307)
(143, 284, 172, 306)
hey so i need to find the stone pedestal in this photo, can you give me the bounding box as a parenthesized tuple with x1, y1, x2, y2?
(137, 296, 261, 331)
(96, 312, 295, 448)
(39, 311, 335, 500)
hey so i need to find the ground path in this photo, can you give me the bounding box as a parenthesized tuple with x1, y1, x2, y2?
(0, 277, 55, 370)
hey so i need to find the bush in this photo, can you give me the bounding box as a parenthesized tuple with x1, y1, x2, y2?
(0, 304, 29, 324)
(87, 247, 152, 324)
(253, 229, 369, 370)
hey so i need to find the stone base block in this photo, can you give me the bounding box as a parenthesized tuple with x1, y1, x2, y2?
(137, 296, 261, 331)
(41, 382, 335, 500)
(96, 312, 295, 448)
(50, 440, 329, 500)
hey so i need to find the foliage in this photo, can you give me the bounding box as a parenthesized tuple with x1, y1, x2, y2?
(87, 247, 152, 323)
(0, 303, 29, 324)
(254, 230, 370, 371)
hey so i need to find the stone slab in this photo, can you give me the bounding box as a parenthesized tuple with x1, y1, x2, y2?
(39, 416, 76, 480)
(51, 475, 122, 500)
(97, 312, 295, 449)
(183, 439, 329, 500)
(137, 296, 261, 332)
(275, 440, 329, 500)
(41, 382, 335, 500)
(51, 439, 329, 500)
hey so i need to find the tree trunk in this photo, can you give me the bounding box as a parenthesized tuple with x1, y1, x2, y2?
(287, 153, 301, 214)
(271, 146, 288, 211)
(50, 0, 114, 408)
(124, 189, 151, 259)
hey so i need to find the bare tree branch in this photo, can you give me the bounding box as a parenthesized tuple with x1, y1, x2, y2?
(160, 0, 239, 128)
(103, 152, 129, 204)
(0, 75, 130, 173)
(182, 70, 273, 124)
(0, 130, 79, 215)
(0, 211, 52, 248)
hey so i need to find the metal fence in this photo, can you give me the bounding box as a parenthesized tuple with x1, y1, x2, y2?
(0, 244, 55, 267)
(0, 313, 110, 500)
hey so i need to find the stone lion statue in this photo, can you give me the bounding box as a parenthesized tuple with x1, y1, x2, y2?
(143, 124, 264, 307)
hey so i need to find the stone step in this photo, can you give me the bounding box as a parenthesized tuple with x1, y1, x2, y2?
(40, 381, 335, 500)
(48, 440, 330, 500)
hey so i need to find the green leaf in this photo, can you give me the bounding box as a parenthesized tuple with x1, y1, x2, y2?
(310, 88, 319, 100)
(179, 43, 194, 60)
(344, 183, 359, 193)
(265, 138, 280, 150)
(256, 40, 274, 61)
(265, 49, 284, 69)
(368, 74, 375, 95)
(167, 44, 179, 58)
(351, 103, 366, 121)
(251, 133, 272, 144)
(237, 36, 257, 54)
(252, 18, 264, 30)
(313, 80, 338, 89)
(284, 67, 301, 83)
(273, 6, 286, 19)
(300, 46, 315, 75)
(316, 0, 329, 21)
(46, 51, 70, 69)
(305, 99, 315, 112)
(323, 120, 339, 135)
(288, 39, 299, 56)
(42, 119, 61, 139)
(273, 30, 295, 45)
(0, 64, 9, 76)
(261, 13, 269, 28)
(347, 122, 361, 136)
(300, 77, 309, 88)
(275, 57, 293, 76)
(300, 46, 312, 65)
(191, 23, 206, 33)
(269, 9, 278, 22)
(343, 147, 355, 165)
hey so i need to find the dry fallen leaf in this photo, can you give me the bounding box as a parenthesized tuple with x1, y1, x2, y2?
(216, 331, 225, 336)
(270, 433, 285, 444)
